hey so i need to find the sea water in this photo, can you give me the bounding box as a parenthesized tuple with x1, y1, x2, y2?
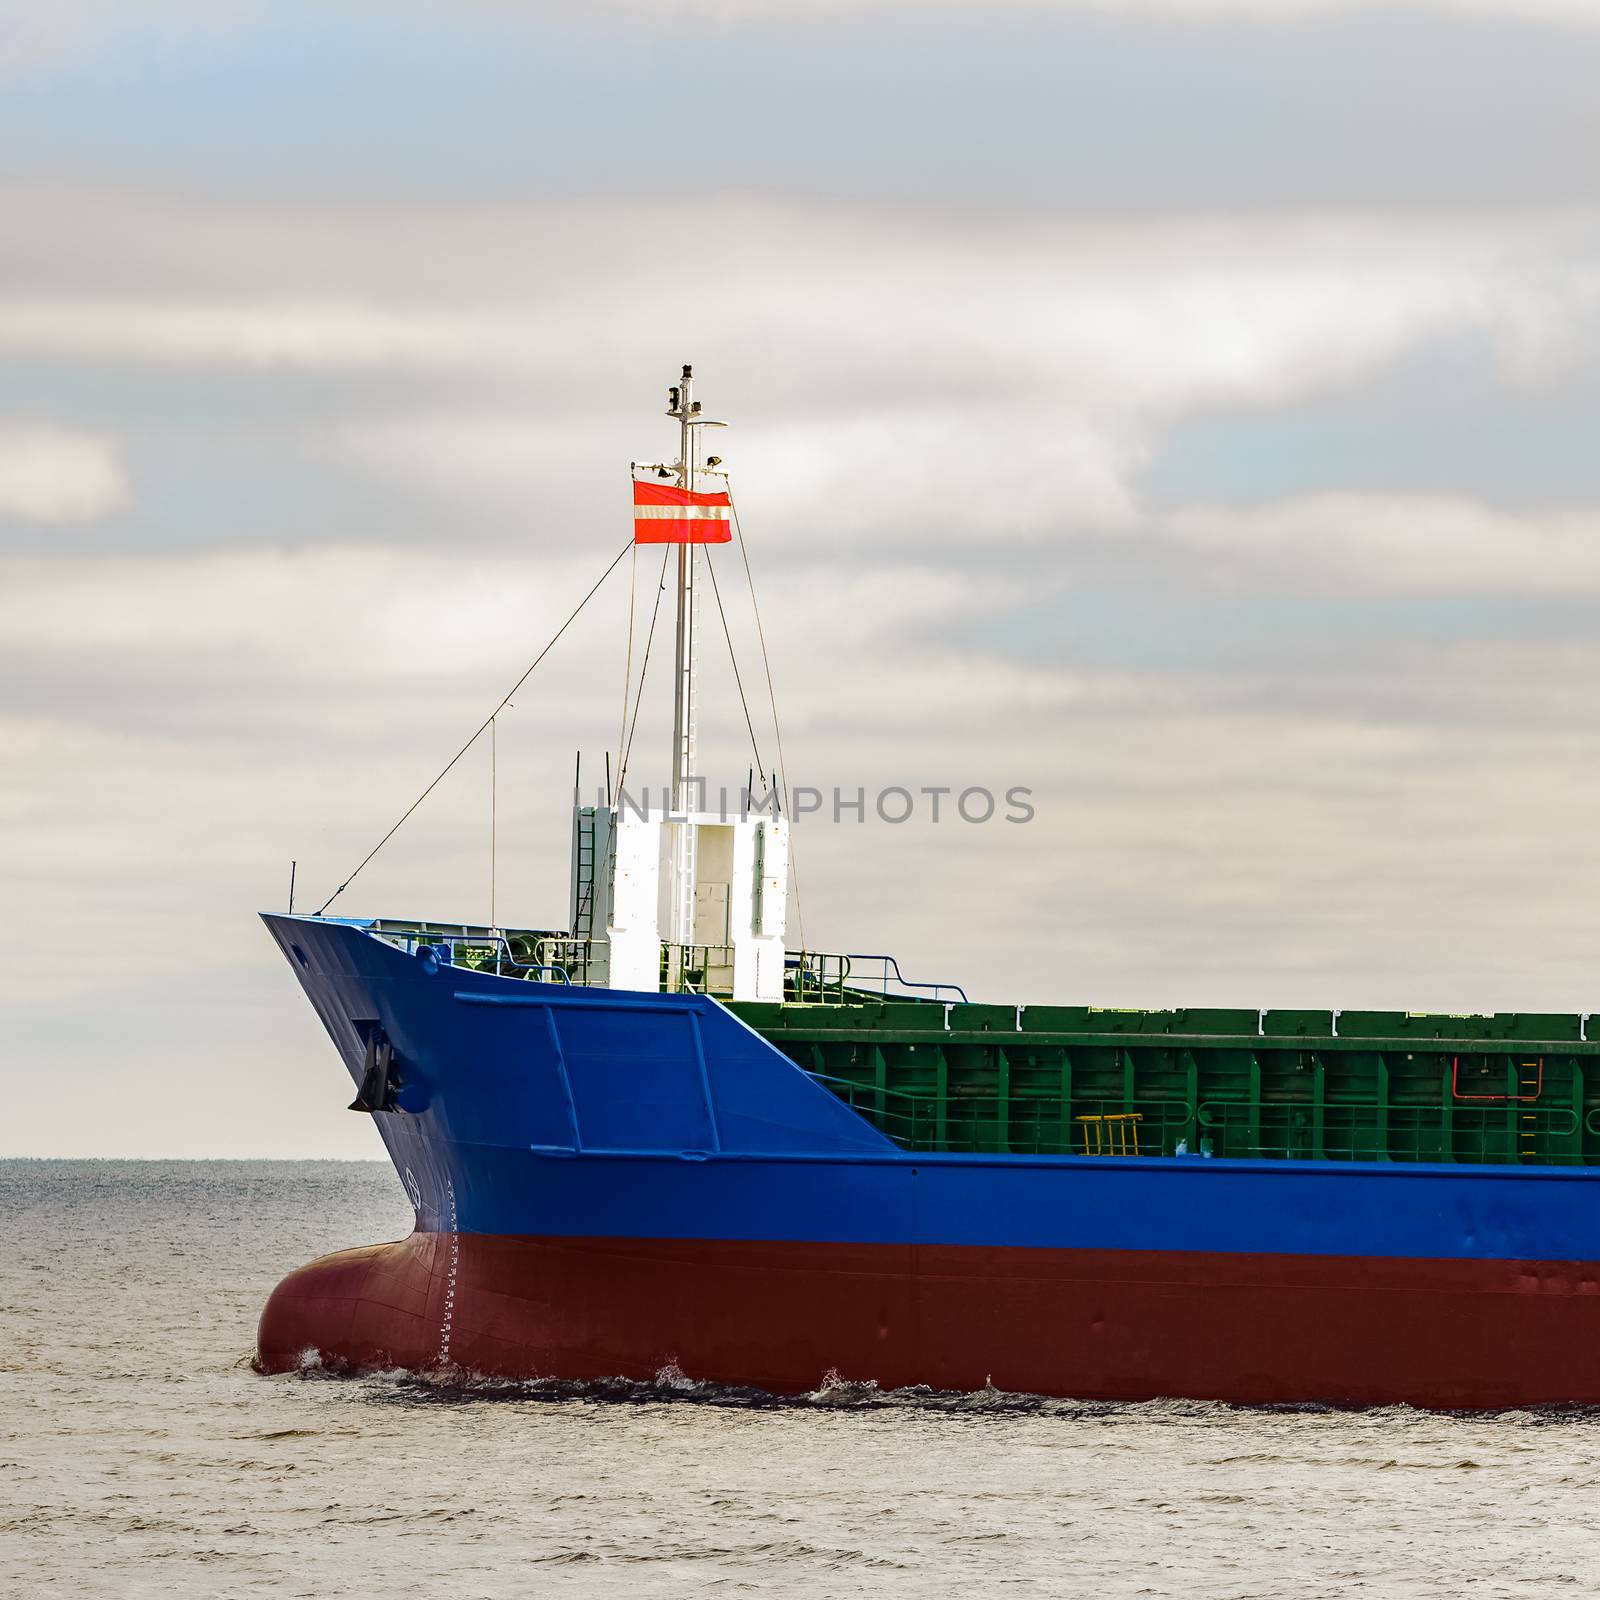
(4, 1158, 1599, 1598)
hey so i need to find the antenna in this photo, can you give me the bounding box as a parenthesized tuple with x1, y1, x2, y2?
(657, 367, 734, 946)
(667, 364, 698, 830)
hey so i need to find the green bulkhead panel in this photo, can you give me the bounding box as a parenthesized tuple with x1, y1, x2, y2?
(946, 1004, 1019, 1034)
(1261, 1010, 1335, 1038)
(726, 998, 1600, 1168)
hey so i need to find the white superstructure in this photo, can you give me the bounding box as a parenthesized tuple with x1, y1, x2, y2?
(572, 801, 789, 1001)
(568, 366, 789, 1001)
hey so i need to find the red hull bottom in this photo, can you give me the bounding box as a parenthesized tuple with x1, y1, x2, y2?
(255, 1233, 1600, 1409)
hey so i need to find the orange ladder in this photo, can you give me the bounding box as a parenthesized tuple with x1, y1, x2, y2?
(1076, 1112, 1143, 1157)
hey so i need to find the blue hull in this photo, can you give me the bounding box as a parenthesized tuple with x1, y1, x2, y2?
(255, 913, 1600, 1405)
(262, 912, 1600, 1260)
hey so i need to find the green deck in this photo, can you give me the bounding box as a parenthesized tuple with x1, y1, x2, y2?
(728, 999, 1600, 1167)
(360, 920, 1600, 1168)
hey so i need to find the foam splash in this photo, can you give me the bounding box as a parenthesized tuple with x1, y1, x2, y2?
(276, 1360, 1114, 1415)
(262, 1358, 1600, 1424)
(808, 1368, 883, 1405)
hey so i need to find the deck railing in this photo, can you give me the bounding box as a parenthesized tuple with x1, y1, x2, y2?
(534, 937, 603, 987)
(805, 1072, 1596, 1164)
(1195, 1099, 1584, 1165)
(786, 951, 968, 1006)
(362, 921, 967, 1007)
(662, 943, 737, 997)
(808, 1074, 1194, 1156)
(367, 924, 573, 983)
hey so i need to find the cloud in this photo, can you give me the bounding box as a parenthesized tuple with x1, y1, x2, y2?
(8, 0, 1600, 71)
(11, 196, 1589, 396)
(8, 523, 1600, 1155)
(0, 543, 1027, 993)
(0, 297, 479, 373)
(0, 3, 256, 81)
(5, 538, 1598, 979)
(0, 421, 128, 524)
(1165, 494, 1600, 596)
(10, 0, 1599, 76)
(323, 204, 1598, 549)
(8, 189, 1588, 553)
(4, 184, 1600, 1152)
(4, 5, 1600, 1164)
(464, 0, 1600, 23)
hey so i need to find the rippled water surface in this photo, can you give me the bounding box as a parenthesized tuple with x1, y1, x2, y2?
(5, 1159, 1600, 1598)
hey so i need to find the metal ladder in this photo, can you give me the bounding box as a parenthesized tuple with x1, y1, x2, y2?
(1518, 1059, 1544, 1160)
(573, 809, 597, 939)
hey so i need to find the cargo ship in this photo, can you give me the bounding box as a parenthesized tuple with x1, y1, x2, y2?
(257, 369, 1600, 1408)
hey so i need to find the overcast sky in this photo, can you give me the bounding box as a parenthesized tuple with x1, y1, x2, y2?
(4, 1, 1600, 1157)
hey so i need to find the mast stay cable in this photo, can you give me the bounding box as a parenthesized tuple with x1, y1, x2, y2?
(704, 547, 767, 785)
(315, 538, 634, 917)
(579, 543, 674, 950)
(614, 543, 638, 799)
(726, 485, 805, 948)
(618, 545, 672, 794)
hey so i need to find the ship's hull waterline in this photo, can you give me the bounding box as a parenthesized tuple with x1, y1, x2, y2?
(258, 914, 1600, 1409)
(257, 1231, 1600, 1409)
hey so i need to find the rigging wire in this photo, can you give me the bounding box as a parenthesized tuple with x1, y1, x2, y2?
(315, 538, 634, 917)
(618, 545, 673, 793)
(615, 542, 638, 796)
(726, 486, 805, 948)
(703, 547, 767, 786)
(490, 714, 498, 930)
(587, 543, 672, 943)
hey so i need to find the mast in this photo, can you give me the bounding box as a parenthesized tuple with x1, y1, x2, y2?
(656, 365, 729, 948)
(668, 365, 698, 827)
(666, 365, 700, 947)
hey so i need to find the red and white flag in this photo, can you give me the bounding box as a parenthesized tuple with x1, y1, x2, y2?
(633, 479, 732, 544)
